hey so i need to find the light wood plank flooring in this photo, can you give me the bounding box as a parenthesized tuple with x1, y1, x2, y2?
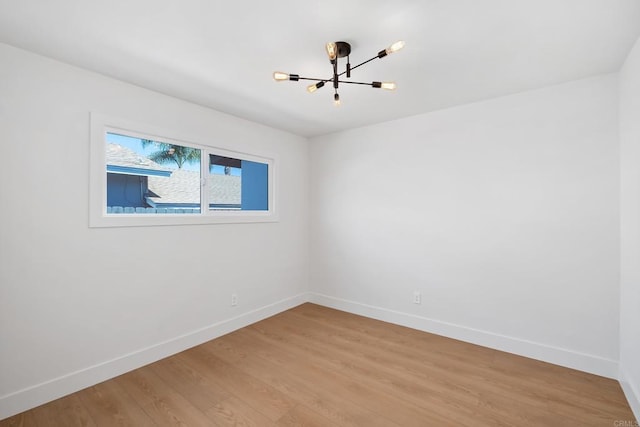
(1, 303, 636, 426)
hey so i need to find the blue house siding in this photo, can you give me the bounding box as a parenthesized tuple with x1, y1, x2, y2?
(107, 173, 148, 208)
(240, 160, 268, 211)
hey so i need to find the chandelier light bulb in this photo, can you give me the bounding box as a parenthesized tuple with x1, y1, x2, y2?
(273, 71, 289, 81)
(326, 42, 337, 61)
(385, 40, 405, 55)
(307, 81, 325, 93)
(334, 93, 341, 106)
(381, 81, 397, 90)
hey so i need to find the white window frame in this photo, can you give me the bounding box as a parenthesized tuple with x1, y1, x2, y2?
(89, 113, 277, 228)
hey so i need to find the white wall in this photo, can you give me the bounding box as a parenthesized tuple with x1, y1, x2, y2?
(620, 35, 640, 419)
(309, 74, 621, 378)
(0, 43, 309, 419)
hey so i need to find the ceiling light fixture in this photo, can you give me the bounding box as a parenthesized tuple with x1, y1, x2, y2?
(273, 40, 405, 106)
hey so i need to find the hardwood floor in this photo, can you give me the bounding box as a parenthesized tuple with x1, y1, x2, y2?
(1, 303, 636, 426)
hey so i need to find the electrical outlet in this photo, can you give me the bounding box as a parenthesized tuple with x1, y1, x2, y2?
(231, 293, 238, 306)
(413, 291, 421, 304)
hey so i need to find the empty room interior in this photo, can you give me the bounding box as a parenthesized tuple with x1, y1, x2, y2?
(2, 1, 640, 425)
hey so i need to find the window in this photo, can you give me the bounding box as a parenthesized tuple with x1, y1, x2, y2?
(90, 113, 276, 227)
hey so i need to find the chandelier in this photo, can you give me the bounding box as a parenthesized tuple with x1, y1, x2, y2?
(273, 40, 405, 106)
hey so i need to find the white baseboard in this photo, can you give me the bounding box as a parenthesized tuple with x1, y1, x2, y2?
(1, 291, 625, 421)
(0, 293, 308, 420)
(620, 367, 640, 422)
(308, 293, 619, 380)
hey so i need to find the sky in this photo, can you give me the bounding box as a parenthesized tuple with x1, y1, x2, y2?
(106, 132, 241, 176)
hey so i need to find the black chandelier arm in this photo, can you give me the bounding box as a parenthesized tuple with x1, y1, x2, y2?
(342, 55, 379, 75)
(294, 53, 386, 84)
(293, 77, 390, 89)
(320, 55, 379, 81)
(336, 80, 375, 86)
(296, 76, 333, 83)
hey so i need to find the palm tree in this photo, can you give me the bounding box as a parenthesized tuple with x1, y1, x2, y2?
(141, 139, 200, 169)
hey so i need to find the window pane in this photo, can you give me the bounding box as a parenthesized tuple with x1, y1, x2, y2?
(209, 154, 268, 211)
(106, 133, 201, 214)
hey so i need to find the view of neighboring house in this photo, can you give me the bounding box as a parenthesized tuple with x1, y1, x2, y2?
(106, 143, 241, 213)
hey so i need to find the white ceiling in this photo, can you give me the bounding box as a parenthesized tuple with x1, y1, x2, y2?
(1, 0, 639, 137)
